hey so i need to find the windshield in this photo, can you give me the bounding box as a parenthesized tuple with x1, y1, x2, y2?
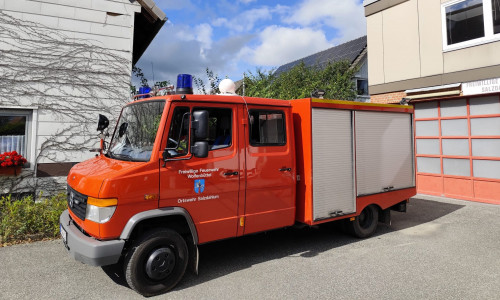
(108, 101, 165, 162)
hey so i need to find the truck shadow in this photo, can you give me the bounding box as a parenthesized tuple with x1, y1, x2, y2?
(102, 198, 464, 292)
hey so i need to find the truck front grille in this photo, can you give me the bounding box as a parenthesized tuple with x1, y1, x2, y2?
(67, 185, 87, 221)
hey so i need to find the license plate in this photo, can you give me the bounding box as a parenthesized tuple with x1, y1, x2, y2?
(60, 223, 67, 245)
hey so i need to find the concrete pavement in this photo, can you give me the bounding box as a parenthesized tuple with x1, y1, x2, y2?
(0, 195, 499, 299)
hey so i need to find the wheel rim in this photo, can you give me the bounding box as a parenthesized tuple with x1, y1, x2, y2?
(145, 247, 176, 281)
(358, 207, 374, 229)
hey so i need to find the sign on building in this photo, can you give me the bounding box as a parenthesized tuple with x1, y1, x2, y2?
(462, 78, 500, 96)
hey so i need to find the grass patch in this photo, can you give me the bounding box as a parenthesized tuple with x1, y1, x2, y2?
(0, 193, 67, 246)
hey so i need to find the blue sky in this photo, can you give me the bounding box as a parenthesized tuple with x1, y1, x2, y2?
(135, 0, 366, 87)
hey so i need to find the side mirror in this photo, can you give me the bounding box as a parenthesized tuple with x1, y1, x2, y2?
(118, 122, 128, 138)
(97, 114, 109, 132)
(191, 111, 209, 140)
(191, 141, 208, 158)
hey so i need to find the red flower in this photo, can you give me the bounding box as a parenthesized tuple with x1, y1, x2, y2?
(0, 151, 27, 168)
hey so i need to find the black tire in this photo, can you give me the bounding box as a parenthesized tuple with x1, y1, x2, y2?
(124, 228, 188, 297)
(346, 205, 379, 238)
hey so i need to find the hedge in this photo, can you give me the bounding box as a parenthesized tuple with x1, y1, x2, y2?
(0, 193, 67, 246)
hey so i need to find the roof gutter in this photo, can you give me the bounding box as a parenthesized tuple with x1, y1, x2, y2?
(136, 0, 167, 21)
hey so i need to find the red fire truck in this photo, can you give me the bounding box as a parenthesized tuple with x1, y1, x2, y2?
(60, 77, 415, 296)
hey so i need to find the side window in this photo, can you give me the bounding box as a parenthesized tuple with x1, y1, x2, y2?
(194, 107, 232, 150)
(357, 79, 369, 96)
(249, 110, 286, 146)
(167, 106, 189, 156)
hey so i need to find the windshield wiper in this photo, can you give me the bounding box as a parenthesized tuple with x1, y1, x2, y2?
(108, 152, 134, 161)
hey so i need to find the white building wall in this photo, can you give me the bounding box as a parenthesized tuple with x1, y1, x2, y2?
(0, 0, 141, 194)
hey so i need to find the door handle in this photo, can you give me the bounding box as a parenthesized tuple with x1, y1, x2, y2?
(224, 171, 239, 176)
(279, 167, 292, 172)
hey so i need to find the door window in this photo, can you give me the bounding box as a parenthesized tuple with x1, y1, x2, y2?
(166, 106, 233, 157)
(249, 110, 286, 146)
(193, 107, 232, 150)
(166, 107, 190, 157)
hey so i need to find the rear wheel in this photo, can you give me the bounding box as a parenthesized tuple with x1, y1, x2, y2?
(346, 205, 379, 238)
(124, 228, 188, 296)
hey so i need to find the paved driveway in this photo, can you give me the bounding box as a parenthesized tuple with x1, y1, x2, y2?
(1, 195, 499, 299)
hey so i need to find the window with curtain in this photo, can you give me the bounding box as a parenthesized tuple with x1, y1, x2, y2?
(0, 116, 26, 156)
(0, 110, 31, 163)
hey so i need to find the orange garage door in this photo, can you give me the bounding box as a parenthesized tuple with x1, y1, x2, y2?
(414, 95, 500, 205)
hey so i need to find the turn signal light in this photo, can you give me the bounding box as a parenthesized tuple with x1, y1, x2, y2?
(87, 197, 118, 207)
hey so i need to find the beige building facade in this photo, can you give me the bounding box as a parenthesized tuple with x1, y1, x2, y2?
(365, 0, 500, 204)
(366, 0, 500, 98)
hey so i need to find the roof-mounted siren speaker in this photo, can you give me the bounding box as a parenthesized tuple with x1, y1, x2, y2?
(176, 74, 193, 94)
(219, 78, 236, 95)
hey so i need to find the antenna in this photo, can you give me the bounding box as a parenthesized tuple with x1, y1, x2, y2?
(243, 72, 246, 96)
(151, 62, 155, 84)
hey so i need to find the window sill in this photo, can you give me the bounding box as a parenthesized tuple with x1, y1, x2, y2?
(443, 35, 500, 53)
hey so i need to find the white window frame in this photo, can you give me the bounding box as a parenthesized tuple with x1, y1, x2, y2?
(0, 107, 38, 170)
(442, 0, 500, 52)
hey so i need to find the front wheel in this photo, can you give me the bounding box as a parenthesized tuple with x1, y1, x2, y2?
(124, 228, 188, 296)
(346, 205, 379, 238)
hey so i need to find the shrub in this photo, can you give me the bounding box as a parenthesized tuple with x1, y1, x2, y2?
(0, 193, 67, 246)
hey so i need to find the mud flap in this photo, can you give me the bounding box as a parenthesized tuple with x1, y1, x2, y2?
(378, 209, 391, 226)
(187, 239, 199, 275)
(391, 200, 407, 213)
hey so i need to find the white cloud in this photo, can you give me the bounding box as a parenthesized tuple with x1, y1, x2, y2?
(134, 24, 253, 87)
(212, 17, 228, 27)
(174, 25, 195, 41)
(283, 0, 366, 43)
(245, 25, 332, 66)
(136, 0, 368, 87)
(195, 23, 213, 49)
(212, 7, 272, 32)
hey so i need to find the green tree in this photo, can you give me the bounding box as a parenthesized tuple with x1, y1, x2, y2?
(194, 68, 222, 95)
(132, 66, 149, 86)
(243, 60, 358, 100)
(154, 80, 172, 88)
(241, 68, 277, 98)
(130, 66, 172, 94)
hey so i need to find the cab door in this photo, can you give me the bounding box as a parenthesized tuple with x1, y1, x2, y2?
(243, 106, 296, 234)
(159, 102, 240, 244)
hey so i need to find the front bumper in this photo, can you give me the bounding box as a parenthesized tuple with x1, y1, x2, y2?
(60, 210, 124, 266)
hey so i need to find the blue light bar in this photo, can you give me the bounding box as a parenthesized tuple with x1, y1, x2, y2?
(138, 86, 151, 99)
(176, 74, 193, 94)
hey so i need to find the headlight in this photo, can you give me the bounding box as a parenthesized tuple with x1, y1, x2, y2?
(85, 197, 117, 223)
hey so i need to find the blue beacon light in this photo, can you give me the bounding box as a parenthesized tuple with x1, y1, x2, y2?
(176, 74, 193, 94)
(138, 86, 151, 99)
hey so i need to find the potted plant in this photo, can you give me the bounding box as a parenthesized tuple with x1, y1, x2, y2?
(0, 151, 27, 176)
